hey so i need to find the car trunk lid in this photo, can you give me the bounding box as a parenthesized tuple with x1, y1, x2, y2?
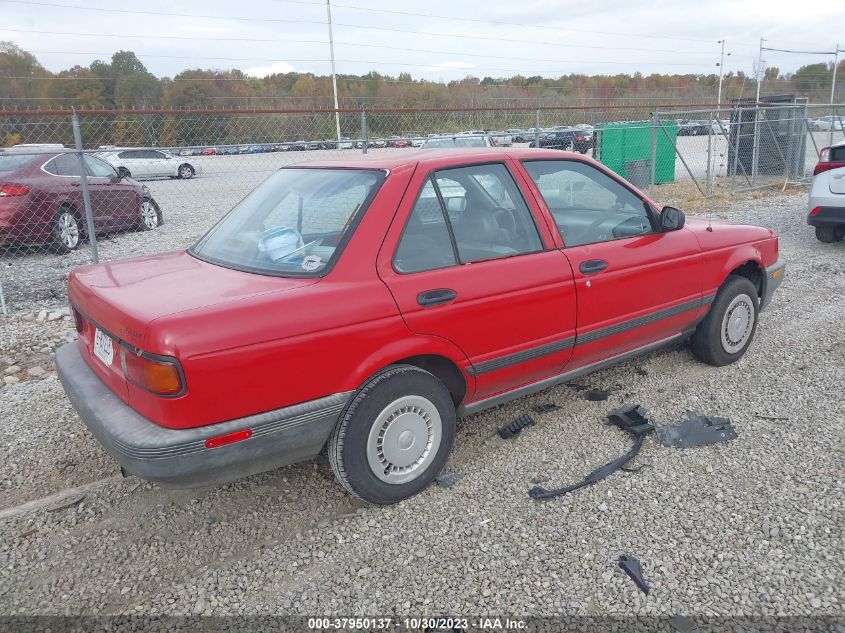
(69, 250, 318, 398)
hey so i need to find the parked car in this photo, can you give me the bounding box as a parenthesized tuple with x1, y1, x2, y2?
(506, 128, 528, 143)
(489, 132, 513, 147)
(808, 142, 845, 243)
(201, 148, 217, 156)
(529, 129, 593, 154)
(96, 148, 199, 180)
(809, 116, 844, 132)
(286, 140, 308, 152)
(55, 148, 784, 503)
(0, 151, 162, 253)
(422, 135, 492, 148)
(338, 137, 354, 150)
(677, 120, 711, 136)
(386, 137, 411, 148)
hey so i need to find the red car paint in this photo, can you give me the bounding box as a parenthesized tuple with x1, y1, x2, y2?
(67, 148, 779, 431)
(0, 151, 147, 245)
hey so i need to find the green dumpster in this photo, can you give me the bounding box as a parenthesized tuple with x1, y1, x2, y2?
(597, 121, 677, 185)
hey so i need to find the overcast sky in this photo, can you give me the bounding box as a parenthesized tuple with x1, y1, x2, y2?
(2, 0, 842, 81)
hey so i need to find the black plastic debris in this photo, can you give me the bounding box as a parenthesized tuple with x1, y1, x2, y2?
(618, 554, 650, 595)
(531, 403, 560, 414)
(656, 411, 737, 449)
(435, 472, 463, 488)
(607, 404, 656, 436)
(668, 615, 699, 633)
(498, 413, 536, 439)
(585, 388, 611, 401)
(529, 405, 654, 499)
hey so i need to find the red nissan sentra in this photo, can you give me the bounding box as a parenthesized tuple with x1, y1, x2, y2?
(56, 148, 784, 504)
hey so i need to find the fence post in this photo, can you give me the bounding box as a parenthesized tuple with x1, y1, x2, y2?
(360, 109, 368, 155)
(705, 108, 713, 196)
(650, 109, 658, 193)
(0, 281, 6, 318)
(731, 107, 742, 190)
(71, 111, 98, 264)
(535, 109, 541, 147)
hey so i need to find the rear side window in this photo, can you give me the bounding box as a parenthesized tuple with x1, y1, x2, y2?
(393, 163, 544, 273)
(44, 153, 83, 176)
(394, 180, 458, 274)
(830, 146, 845, 162)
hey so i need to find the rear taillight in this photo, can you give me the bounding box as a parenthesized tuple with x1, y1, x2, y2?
(0, 183, 30, 197)
(814, 162, 845, 176)
(120, 347, 185, 396)
(809, 206, 822, 216)
(72, 308, 84, 333)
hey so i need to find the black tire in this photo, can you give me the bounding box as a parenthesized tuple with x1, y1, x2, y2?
(691, 275, 759, 367)
(177, 163, 195, 179)
(137, 198, 162, 231)
(815, 226, 843, 243)
(50, 207, 82, 254)
(328, 365, 456, 505)
(117, 167, 131, 179)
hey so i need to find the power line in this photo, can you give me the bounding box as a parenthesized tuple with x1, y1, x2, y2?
(0, 26, 713, 56)
(4, 0, 716, 51)
(275, 0, 715, 43)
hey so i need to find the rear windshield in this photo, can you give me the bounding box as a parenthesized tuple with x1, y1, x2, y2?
(830, 145, 845, 162)
(191, 167, 385, 277)
(0, 154, 39, 172)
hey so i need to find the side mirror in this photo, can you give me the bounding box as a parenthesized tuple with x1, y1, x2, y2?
(659, 206, 685, 232)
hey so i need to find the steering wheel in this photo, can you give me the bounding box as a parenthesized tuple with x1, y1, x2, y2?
(568, 210, 615, 245)
(492, 207, 516, 244)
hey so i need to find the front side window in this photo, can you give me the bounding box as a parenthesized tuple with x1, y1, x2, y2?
(393, 180, 458, 274)
(84, 155, 117, 178)
(522, 160, 653, 247)
(191, 168, 385, 277)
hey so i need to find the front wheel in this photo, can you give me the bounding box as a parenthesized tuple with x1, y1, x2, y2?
(328, 365, 456, 504)
(177, 163, 195, 179)
(691, 275, 759, 367)
(815, 226, 844, 243)
(137, 198, 162, 231)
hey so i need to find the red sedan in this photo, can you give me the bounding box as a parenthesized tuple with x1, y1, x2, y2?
(0, 150, 162, 253)
(56, 148, 784, 503)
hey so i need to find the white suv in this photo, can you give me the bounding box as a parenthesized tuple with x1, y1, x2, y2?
(808, 142, 845, 243)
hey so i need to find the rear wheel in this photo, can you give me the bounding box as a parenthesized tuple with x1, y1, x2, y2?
(691, 275, 759, 367)
(177, 163, 195, 179)
(815, 226, 844, 243)
(328, 365, 456, 504)
(137, 198, 162, 231)
(51, 208, 82, 253)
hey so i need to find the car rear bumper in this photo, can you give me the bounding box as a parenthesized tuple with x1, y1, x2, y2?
(760, 260, 785, 311)
(807, 206, 845, 228)
(56, 342, 351, 488)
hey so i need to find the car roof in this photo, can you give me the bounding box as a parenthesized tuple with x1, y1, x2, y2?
(288, 147, 591, 171)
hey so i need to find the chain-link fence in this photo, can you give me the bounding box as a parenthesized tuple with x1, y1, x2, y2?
(0, 103, 841, 313)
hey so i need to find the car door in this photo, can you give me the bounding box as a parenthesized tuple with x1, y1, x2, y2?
(43, 153, 95, 225)
(377, 160, 577, 402)
(83, 154, 139, 230)
(518, 158, 705, 369)
(148, 150, 173, 177)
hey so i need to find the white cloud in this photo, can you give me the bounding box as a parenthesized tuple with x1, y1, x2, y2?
(244, 61, 296, 78)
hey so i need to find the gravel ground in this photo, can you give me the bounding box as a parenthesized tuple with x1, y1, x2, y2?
(0, 188, 843, 626)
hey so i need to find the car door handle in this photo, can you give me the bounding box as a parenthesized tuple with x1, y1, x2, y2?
(580, 259, 608, 275)
(417, 288, 457, 307)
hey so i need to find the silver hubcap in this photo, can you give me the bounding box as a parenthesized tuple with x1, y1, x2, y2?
(366, 395, 442, 485)
(180, 166, 192, 178)
(140, 201, 158, 229)
(720, 293, 754, 354)
(58, 212, 79, 248)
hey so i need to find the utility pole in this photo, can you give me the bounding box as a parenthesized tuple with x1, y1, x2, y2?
(830, 44, 840, 148)
(716, 39, 727, 105)
(326, 0, 341, 142)
(755, 37, 765, 103)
